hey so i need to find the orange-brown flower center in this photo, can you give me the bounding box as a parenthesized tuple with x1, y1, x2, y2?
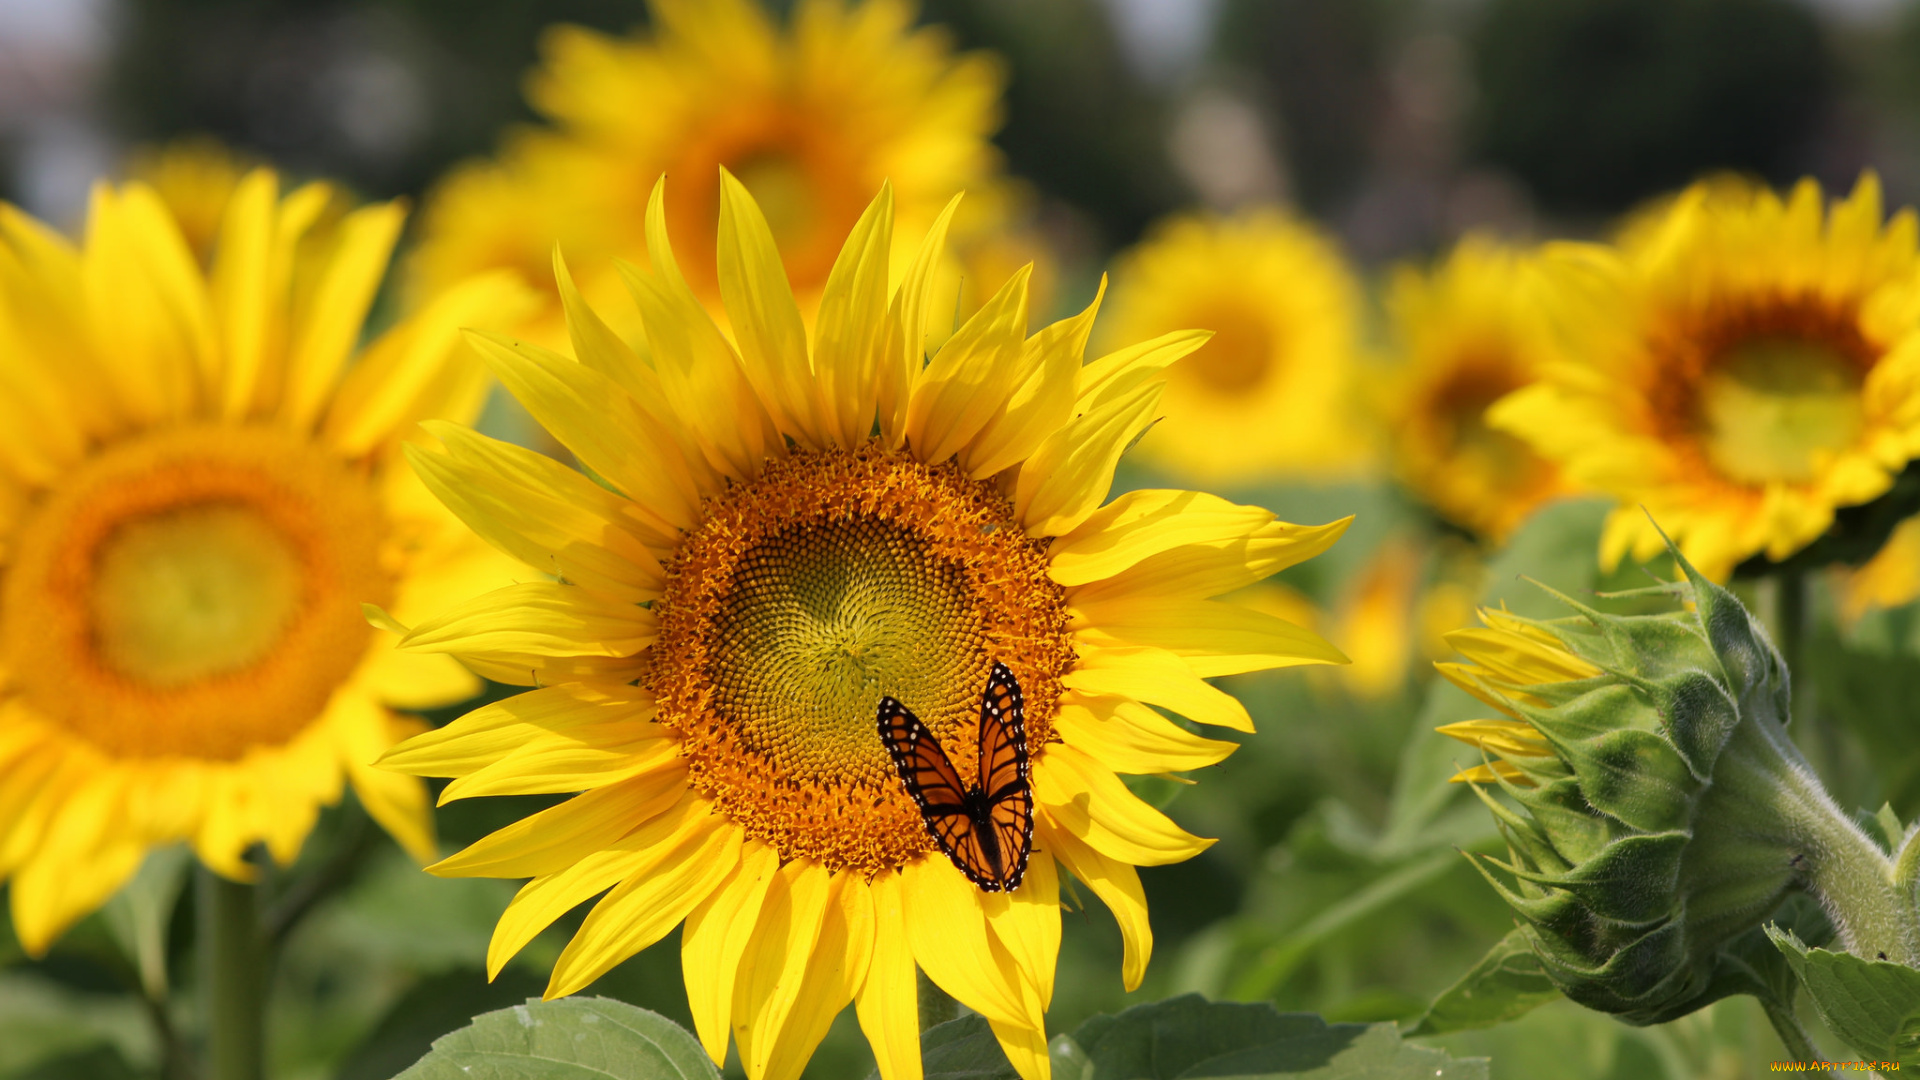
(1182, 303, 1276, 395)
(1648, 295, 1879, 486)
(2, 425, 393, 759)
(647, 445, 1074, 873)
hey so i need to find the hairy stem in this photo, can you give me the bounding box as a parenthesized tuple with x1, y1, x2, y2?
(1760, 994, 1821, 1064)
(918, 969, 961, 1031)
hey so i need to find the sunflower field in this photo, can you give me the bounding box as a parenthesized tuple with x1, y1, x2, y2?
(7, 0, 1920, 1078)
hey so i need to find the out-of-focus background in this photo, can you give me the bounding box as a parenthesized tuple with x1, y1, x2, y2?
(4, 0, 1912, 258)
(1, 2, 1912, 1079)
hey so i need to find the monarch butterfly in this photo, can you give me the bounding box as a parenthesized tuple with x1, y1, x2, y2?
(876, 661, 1034, 892)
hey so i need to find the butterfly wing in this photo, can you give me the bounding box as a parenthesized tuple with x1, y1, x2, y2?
(877, 696, 1002, 888)
(975, 661, 1034, 891)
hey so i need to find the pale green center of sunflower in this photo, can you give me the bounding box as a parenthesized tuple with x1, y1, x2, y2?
(93, 504, 305, 686)
(710, 516, 983, 779)
(647, 445, 1074, 874)
(1698, 338, 1865, 484)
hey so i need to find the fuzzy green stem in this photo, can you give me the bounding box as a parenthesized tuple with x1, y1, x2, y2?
(1761, 995, 1822, 1064)
(197, 867, 265, 1080)
(918, 970, 960, 1031)
(1716, 701, 1918, 964)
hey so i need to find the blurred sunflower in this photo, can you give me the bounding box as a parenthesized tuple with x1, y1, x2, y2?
(1839, 514, 1920, 621)
(379, 175, 1349, 1080)
(0, 172, 528, 954)
(410, 0, 1014, 345)
(1491, 175, 1920, 580)
(1386, 238, 1565, 544)
(1096, 207, 1369, 484)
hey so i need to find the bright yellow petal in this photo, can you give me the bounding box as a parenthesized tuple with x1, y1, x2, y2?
(899, 856, 1026, 1028)
(1062, 645, 1253, 732)
(438, 730, 678, 805)
(717, 168, 822, 448)
(1443, 624, 1600, 686)
(322, 270, 530, 454)
(683, 840, 782, 1065)
(1031, 743, 1212, 866)
(280, 200, 407, 430)
(854, 871, 923, 1080)
(1038, 817, 1151, 991)
(462, 329, 707, 528)
(987, 1016, 1052, 1080)
(377, 682, 656, 778)
(1015, 379, 1163, 538)
(1071, 597, 1347, 677)
(400, 582, 655, 660)
(906, 265, 1032, 464)
(9, 773, 147, 956)
(1068, 516, 1353, 604)
(333, 696, 437, 863)
(732, 860, 835, 1080)
(1048, 489, 1276, 586)
(1074, 328, 1208, 412)
(812, 186, 896, 449)
(983, 848, 1060, 1006)
(545, 820, 742, 998)
(407, 428, 670, 603)
(752, 871, 874, 1080)
(485, 788, 711, 978)
(429, 765, 689, 878)
(1436, 718, 1553, 759)
(879, 193, 961, 449)
(962, 279, 1104, 480)
(1053, 694, 1237, 774)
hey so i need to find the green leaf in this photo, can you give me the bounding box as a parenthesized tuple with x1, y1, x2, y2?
(1768, 925, 1920, 1066)
(878, 1015, 1017, 1079)
(1072, 994, 1488, 1078)
(1410, 928, 1561, 1035)
(391, 997, 721, 1080)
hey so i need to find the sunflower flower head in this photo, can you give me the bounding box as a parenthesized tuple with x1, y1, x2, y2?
(1386, 237, 1566, 543)
(410, 0, 1013, 345)
(379, 172, 1351, 1080)
(1438, 541, 1914, 1022)
(1096, 206, 1370, 484)
(0, 170, 530, 954)
(1491, 174, 1920, 580)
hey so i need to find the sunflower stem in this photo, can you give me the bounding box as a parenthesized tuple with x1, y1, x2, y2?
(198, 866, 266, 1080)
(1761, 993, 1821, 1064)
(917, 969, 961, 1031)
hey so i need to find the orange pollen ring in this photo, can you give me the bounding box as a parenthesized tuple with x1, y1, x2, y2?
(647, 445, 1074, 874)
(1, 424, 393, 760)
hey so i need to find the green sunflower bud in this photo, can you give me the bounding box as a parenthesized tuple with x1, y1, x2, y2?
(1438, 547, 1918, 1025)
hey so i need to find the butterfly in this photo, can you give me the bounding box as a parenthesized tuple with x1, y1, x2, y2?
(876, 660, 1034, 892)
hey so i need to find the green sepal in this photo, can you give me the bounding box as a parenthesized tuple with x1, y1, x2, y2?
(1541, 726, 1694, 832)
(1506, 832, 1687, 926)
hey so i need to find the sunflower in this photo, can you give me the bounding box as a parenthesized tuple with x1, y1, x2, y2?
(1385, 238, 1566, 543)
(378, 175, 1349, 1080)
(0, 171, 529, 955)
(1094, 207, 1370, 484)
(409, 0, 1013, 346)
(1839, 514, 1920, 621)
(1490, 174, 1920, 580)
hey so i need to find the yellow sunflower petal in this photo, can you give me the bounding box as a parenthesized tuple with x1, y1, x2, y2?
(1443, 624, 1600, 686)
(717, 168, 822, 448)
(987, 1016, 1052, 1080)
(1015, 379, 1164, 537)
(854, 870, 923, 1080)
(983, 848, 1060, 1006)
(752, 872, 875, 1080)
(732, 860, 847, 1080)
(406, 430, 669, 603)
(1038, 816, 1152, 991)
(962, 279, 1104, 480)
(907, 265, 1032, 464)
(1047, 488, 1277, 586)
(429, 765, 689, 879)
(1062, 645, 1253, 732)
(485, 788, 711, 979)
(400, 581, 655, 660)
(880, 193, 961, 449)
(900, 856, 1027, 1028)
(321, 269, 530, 455)
(376, 682, 655, 777)
(813, 186, 896, 450)
(1053, 694, 1238, 774)
(334, 698, 436, 863)
(1068, 515, 1353, 604)
(10, 775, 147, 956)
(462, 329, 707, 529)
(683, 840, 782, 1065)
(1436, 718, 1554, 759)
(1071, 597, 1347, 677)
(438, 729, 678, 805)
(1032, 743, 1212, 866)
(1074, 328, 1209, 413)
(546, 820, 741, 998)
(280, 200, 407, 430)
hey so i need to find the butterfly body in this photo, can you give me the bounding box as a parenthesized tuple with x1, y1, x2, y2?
(876, 661, 1034, 892)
